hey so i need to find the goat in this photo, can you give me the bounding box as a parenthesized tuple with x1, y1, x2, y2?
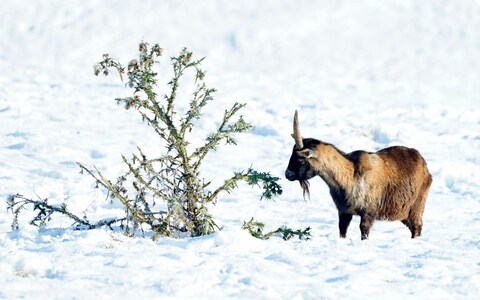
(285, 110, 432, 240)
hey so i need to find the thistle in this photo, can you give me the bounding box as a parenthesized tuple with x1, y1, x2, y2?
(7, 42, 283, 239)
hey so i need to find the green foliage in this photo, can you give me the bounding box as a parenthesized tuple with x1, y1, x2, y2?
(242, 218, 311, 241)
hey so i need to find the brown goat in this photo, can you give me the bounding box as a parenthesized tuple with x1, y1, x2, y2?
(285, 110, 432, 239)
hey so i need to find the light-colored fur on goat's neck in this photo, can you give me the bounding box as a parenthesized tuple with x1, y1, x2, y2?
(310, 144, 354, 188)
(309, 143, 378, 210)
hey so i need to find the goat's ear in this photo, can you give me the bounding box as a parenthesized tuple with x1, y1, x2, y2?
(297, 148, 316, 159)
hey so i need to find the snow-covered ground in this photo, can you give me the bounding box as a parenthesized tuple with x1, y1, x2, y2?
(1, 0, 480, 299)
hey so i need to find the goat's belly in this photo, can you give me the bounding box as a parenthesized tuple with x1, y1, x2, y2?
(376, 199, 411, 221)
(332, 196, 369, 215)
(333, 196, 411, 221)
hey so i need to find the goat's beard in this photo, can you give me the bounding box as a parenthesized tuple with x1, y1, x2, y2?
(299, 179, 310, 200)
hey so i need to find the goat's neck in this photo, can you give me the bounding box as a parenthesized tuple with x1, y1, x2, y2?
(314, 145, 354, 189)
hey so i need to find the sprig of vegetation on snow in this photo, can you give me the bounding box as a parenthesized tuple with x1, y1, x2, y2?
(242, 218, 311, 241)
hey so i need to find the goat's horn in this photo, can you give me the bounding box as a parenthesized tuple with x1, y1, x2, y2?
(292, 110, 304, 149)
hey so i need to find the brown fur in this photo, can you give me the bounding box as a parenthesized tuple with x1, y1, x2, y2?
(285, 138, 432, 240)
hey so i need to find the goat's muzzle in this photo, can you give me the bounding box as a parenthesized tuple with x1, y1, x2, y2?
(285, 170, 310, 199)
(285, 169, 297, 181)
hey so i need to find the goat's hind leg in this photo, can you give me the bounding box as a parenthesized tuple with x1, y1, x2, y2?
(408, 176, 432, 238)
(408, 205, 425, 238)
(401, 219, 418, 238)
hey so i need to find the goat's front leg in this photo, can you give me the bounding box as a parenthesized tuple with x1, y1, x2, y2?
(359, 212, 375, 240)
(338, 212, 353, 238)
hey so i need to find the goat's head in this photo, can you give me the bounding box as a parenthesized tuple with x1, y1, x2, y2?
(285, 110, 319, 198)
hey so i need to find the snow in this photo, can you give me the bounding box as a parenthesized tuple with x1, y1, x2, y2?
(1, 0, 480, 299)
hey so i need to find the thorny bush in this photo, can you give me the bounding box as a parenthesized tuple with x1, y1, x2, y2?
(8, 42, 284, 239)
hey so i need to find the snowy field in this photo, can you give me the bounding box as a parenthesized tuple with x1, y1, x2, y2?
(1, 0, 480, 299)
